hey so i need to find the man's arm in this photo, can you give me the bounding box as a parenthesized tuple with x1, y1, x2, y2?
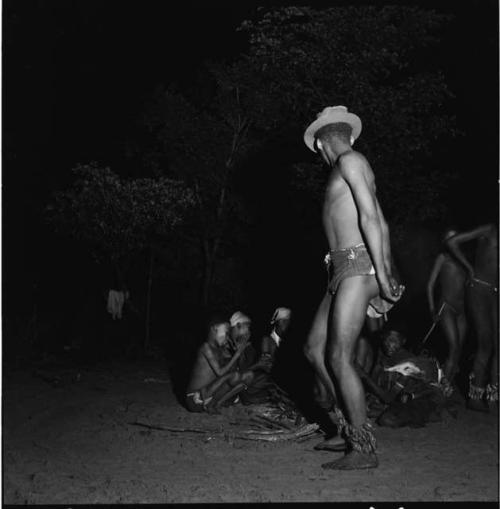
(340, 153, 398, 301)
(375, 199, 392, 275)
(426, 254, 445, 319)
(445, 224, 494, 278)
(202, 342, 244, 377)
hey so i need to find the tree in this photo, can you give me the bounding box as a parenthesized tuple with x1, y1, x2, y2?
(239, 6, 460, 228)
(140, 61, 266, 309)
(48, 162, 194, 350)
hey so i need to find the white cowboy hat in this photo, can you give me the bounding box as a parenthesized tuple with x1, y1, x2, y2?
(303, 105, 362, 152)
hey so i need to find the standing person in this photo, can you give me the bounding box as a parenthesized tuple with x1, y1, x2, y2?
(426, 229, 468, 385)
(302, 106, 403, 470)
(446, 224, 498, 411)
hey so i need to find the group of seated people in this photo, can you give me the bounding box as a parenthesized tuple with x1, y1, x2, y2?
(185, 307, 292, 413)
(184, 300, 451, 432)
(358, 328, 452, 429)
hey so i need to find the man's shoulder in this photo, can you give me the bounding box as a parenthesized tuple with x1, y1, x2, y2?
(339, 150, 367, 164)
(337, 151, 369, 175)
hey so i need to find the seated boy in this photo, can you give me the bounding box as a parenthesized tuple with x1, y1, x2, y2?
(185, 317, 252, 412)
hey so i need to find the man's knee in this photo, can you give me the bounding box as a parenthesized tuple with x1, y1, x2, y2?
(304, 342, 322, 365)
(226, 372, 241, 386)
(328, 345, 351, 374)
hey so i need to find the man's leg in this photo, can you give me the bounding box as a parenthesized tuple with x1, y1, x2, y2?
(323, 275, 379, 470)
(303, 293, 337, 408)
(487, 296, 499, 404)
(440, 308, 462, 383)
(304, 293, 346, 451)
(468, 288, 493, 411)
(356, 335, 374, 375)
(201, 371, 240, 401)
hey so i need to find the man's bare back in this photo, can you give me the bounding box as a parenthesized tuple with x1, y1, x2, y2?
(323, 151, 374, 251)
(474, 226, 498, 285)
(438, 254, 467, 310)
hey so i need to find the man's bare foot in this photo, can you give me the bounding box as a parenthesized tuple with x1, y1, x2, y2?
(322, 451, 378, 470)
(314, 435, 346, 452)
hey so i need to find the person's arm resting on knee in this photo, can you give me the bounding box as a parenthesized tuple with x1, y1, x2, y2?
(202, 340, 247, 377)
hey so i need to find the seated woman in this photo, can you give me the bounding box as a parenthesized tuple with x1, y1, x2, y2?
(373, 330, 448, 428)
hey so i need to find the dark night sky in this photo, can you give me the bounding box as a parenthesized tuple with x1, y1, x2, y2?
(3, 0, 499, 341)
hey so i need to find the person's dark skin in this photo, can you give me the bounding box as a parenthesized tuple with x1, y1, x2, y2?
(229, 319, 258, 373)
(371, 331, 412, 398)
(258, 317, 291, 371)
(186, 322, 250, 411)
(446, 224, 498, 410)
(356, 316, 384, 375)
(427, 229, 467, 383)
(303, 124, 402, 470)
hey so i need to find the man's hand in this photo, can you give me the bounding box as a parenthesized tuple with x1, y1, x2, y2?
(236, 337, 250, 352)
(379, 275, 403, 302)
(389, 276, 402, 297)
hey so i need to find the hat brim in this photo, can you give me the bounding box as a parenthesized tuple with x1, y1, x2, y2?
(304, 111, 362, 152)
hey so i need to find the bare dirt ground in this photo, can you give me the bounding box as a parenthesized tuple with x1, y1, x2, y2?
(3, 359, 499, 504)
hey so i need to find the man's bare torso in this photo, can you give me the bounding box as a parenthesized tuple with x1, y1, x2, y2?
(322, 151, 375, 251)
(474, 227, 498, 283)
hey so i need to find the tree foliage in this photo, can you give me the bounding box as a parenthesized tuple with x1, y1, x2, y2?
(48, 163, 194, 267)
(140, 62, 267, 306)
(240, 6, 460, 225)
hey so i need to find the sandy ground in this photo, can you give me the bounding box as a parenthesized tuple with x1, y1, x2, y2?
(3, 359, 499, 504)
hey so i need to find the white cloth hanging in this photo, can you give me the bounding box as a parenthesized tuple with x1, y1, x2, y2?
(107, 289, 126, 320)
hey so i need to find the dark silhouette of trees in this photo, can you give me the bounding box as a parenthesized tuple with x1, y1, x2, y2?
(240, 6, 460, 228)
(48, 163, 194, 350)
(139, 62, 269, 309)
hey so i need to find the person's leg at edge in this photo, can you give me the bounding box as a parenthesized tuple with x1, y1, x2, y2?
(322, 275, 379, 470)
(440, 307, 462, 384)
(487, 296, 498, 405)
(468, 289, 493, 412)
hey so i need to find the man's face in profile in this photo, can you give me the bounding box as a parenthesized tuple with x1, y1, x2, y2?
(214, 323, 230, 346)
(275, 318, 290, 336)
(232, 321, 251, 343)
